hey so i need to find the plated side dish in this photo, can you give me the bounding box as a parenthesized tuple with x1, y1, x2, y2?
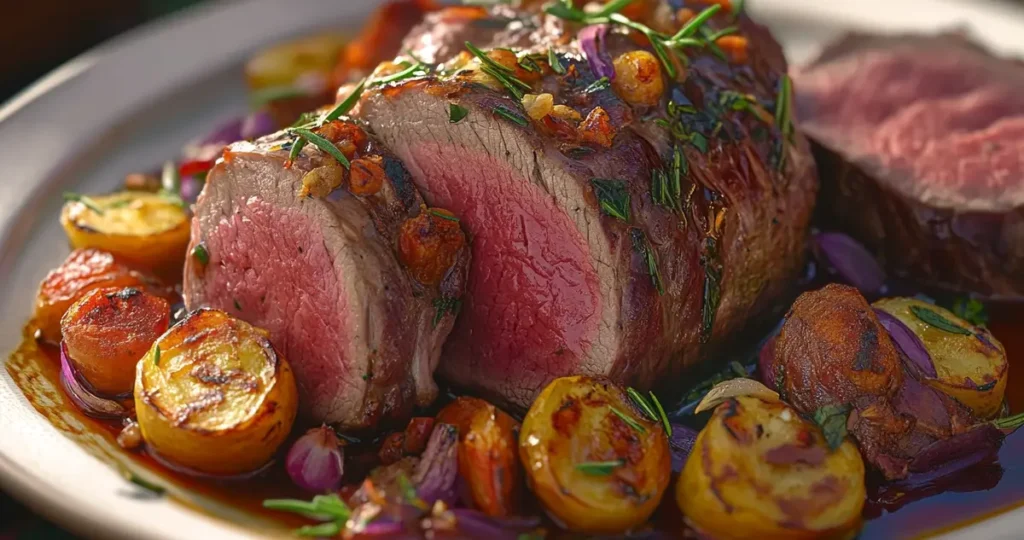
(7, 0, 1024, 538)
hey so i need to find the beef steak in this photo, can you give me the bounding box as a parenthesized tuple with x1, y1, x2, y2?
(357, 3, 818, 409)
(183, 123, 469, 429)
(795, 33, 1024, 299)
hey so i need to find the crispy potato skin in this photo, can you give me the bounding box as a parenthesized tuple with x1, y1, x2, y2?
(34, 249, 154, 343)
(678, 396, 865, 539)
(135, 309, 297, 476)
(60, 192, 191, 282)
(437, 397, 522, 517)
(519, 376, 671, 533)
(60, 287, 170, 395)
(874, 298, 1008, 419)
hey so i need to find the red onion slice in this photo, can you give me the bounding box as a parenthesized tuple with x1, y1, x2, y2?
(578, 24, 616, 80)
(813, 231, 887, 295)
(59, 342, 129, 419)
(286, 426, 344, 492)
(447, 510, 542, 539)
(874, 308, 937, 378)
(412, 423, 459, 506)
(668, 423, 699, 472)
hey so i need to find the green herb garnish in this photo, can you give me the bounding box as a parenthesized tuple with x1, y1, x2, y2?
(652, 146, 687, 213)
(62, 192, 105, 215)
(428, 209, 460, 222)
(249, 85, 308, 108)
(994, 411, 1024, 431)
(297, 523, 342, 537)
(449, 103, 469, 123)
(575, 459, 625, 476)
(153, 346, 161, 366)
(433, 296, 462, 327)
(631, 229, 664, 295)
(689, 131, 709, 153)
(263, 494, 351, 521)
(584, 76, 611, 94)
(397, 473, 428, 510)
(812, 404, 851, 451)
(649, 391, 672, 436)
(627, 388, 658, 422)
(493, 105, 529, 126)
(548, 47, 566, 74)
(610, 406, 646, 433)
(466, 41, 531, 100)
(775, 74, 793, 139)
(321, 78, 367, 124)
(948, 297, 989, 327)
(683, 361, 749, 403)
(124, 470, 165, 495)
(910, 305, 972, 335)
(291, 128, 351, 169)
(191, 242, 209, 265)
(591, 178, 631, 221)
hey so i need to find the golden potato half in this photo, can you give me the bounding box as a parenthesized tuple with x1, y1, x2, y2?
(135, 309, 297, 476)
(678, 396, 865, 539)
(61, 191, 190, 281)
(519, 376, 671, 534)
(245, 33, 347, 90)
(874, 297, 1008, 419)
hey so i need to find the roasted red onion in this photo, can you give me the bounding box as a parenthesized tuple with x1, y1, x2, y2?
(813, 231, 887, 295)
(579, 24, 615, 80)
(59, 341, 129, 419)
(241, 110, 277, 141)
(412, 423, 459, 506)
(669, 423, 699, 472)
(873, 308, 936, 378)
(286, 426, 345, 492)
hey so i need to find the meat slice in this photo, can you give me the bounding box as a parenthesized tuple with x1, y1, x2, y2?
(356, 4, 818, 409)
(795, 33, 1024, 299)
(183, 122, 469, 429)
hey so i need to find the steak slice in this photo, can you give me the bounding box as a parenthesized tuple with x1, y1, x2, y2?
(183, 122, 469, 429)
(795, 33, 1024, 299)
(356, 4, 818, 409)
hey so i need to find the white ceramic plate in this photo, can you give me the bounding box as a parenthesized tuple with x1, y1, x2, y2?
(3, 0, 1024, 538)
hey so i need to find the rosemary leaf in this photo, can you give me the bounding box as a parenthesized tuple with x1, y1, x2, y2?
(610, 406, 646, 433)
(291, 128, 351, 169)
(575, 459, 624, 476)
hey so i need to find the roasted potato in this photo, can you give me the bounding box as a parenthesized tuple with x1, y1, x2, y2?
(245, 33, 347, 91)
(519, 376, 671, 533)
(34, 248, 155, 343)
(437, 397, 521, 517)
(135, 309, 297, 476)
(874, 297, 1008, 419)
(60, 191, 190, 280)
(60, 287, 170, 396)
(678, 394, 866, 539)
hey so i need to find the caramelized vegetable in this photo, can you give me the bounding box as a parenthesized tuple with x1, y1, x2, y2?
(874, 297, 1008, 419)
(245, 33, 347, 90)
(60, 191, 190, 281)
(678, 394, 865, 539)
(135, 309, 297, 476)
(60, 287, 170, 396)
(519, 376, 671, 533)
(398, 208, 467, 286)
(34, 248, 154, 342)
(611, 51, 665, 107)
(437, 397, 521, 517)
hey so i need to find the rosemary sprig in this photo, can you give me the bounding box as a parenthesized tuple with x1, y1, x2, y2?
(124, 470, 166, 495)
(466, 41, 531, 100)
(428, 209, 460, 222)
(584, 76, 611, 94)
(627, 388, 658, 422)
(610, 406, 646, 433)
(249, 85, 308, 108)
(191, 242, 210, 265)
(649, 391, 672, 436)
(631, 229, 665, 295)
(264, 494, 351, 521)
(321, 78, 368, 124)
(153, 346, 161, 366)
(493, 105, 529, 126)
(449, 103, 469, 123)
(775, 74, 793, 138)
(375, 60, 427, 86)
(291, 128, 351, 169)
(548, 47, 566, 74)
(591, 178, 631, 221)
(576, 459, 625, 476)
(62, 193, 105, 215)
(432, 296, 462, 327)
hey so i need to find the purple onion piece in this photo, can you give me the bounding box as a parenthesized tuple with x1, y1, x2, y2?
(448, 510, 542, 540)
(578, 24, 616, 80)
(199, 117, 244, 146)
(668, 423, 699, 472)
(412, 423, 459, 506)
(180, 175, 203, 202)
(241, 110, 277, 141)
(874, 308, 937, 378)
(813, 231, 887, 295)
(907, 423, 1004, 476)
(59, 342, 129, 419)
(286, 426, 344, 492)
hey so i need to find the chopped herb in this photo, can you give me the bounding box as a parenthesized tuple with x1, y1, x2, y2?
(610, 406, 646, 433)
(652, 147, 687, 214)
(584, 76, 611, 94)
(466, 41, 531, 99)
(263, 494, 351, 521)
(626, 388, 658, 422)
(993, 411, 1024, 431)
(591, 178, 631, 221)
(575, 459, 625, 476)
(321, 78, 367, 124)
(631, 229, 665, 295)
(733, 0, 745, 21)
(910, 305, 972, 335)
(297, 523, 342, 538)
(287, 137, 307, 164)
(948, 297, 989, 327)
(397, 473, 428, 510)
(191, 242, 209, 265)
(649, 391, 672, 436)
(291, 128, 351, 169)
(124, 470, 165, 495)
(671, 4, 723, 41)
(548, 47, 566, 74)
(701, 237, 723, 342)
(291, 111, 321, 128)
(706, 25, 739, 42)
(249, 85, 308, 108)
(153, 346, 161, 366)
(812, 404, 851, 451)
(433, 296, 462, 327)
(517, 54, 542, 73)
(428, 209, 460, 222)
(375, 60, 428, 86)
(683, 361, 750, 403)
(689, 131, 709, 153)
(233, 298, 242, 311)
(493, 105, 529, 126)
(62, 192, 105, 215)
(774, 74, 793, 139)
(449, 103, 469, 123)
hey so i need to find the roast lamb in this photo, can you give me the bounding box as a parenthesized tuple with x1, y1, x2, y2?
(183, 121, 470, 429)
(357, 3, 818, 409)
(796, 33, 1024, 300)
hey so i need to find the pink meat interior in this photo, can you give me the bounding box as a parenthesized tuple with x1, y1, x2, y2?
(408, 143, 601, 398)
(203, 197, 349, 416)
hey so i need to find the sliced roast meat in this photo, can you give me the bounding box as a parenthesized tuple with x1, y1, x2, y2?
(795, 32, 1024, 299)
(183, 121, 469, 429)
(357, 3, 818, 409)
